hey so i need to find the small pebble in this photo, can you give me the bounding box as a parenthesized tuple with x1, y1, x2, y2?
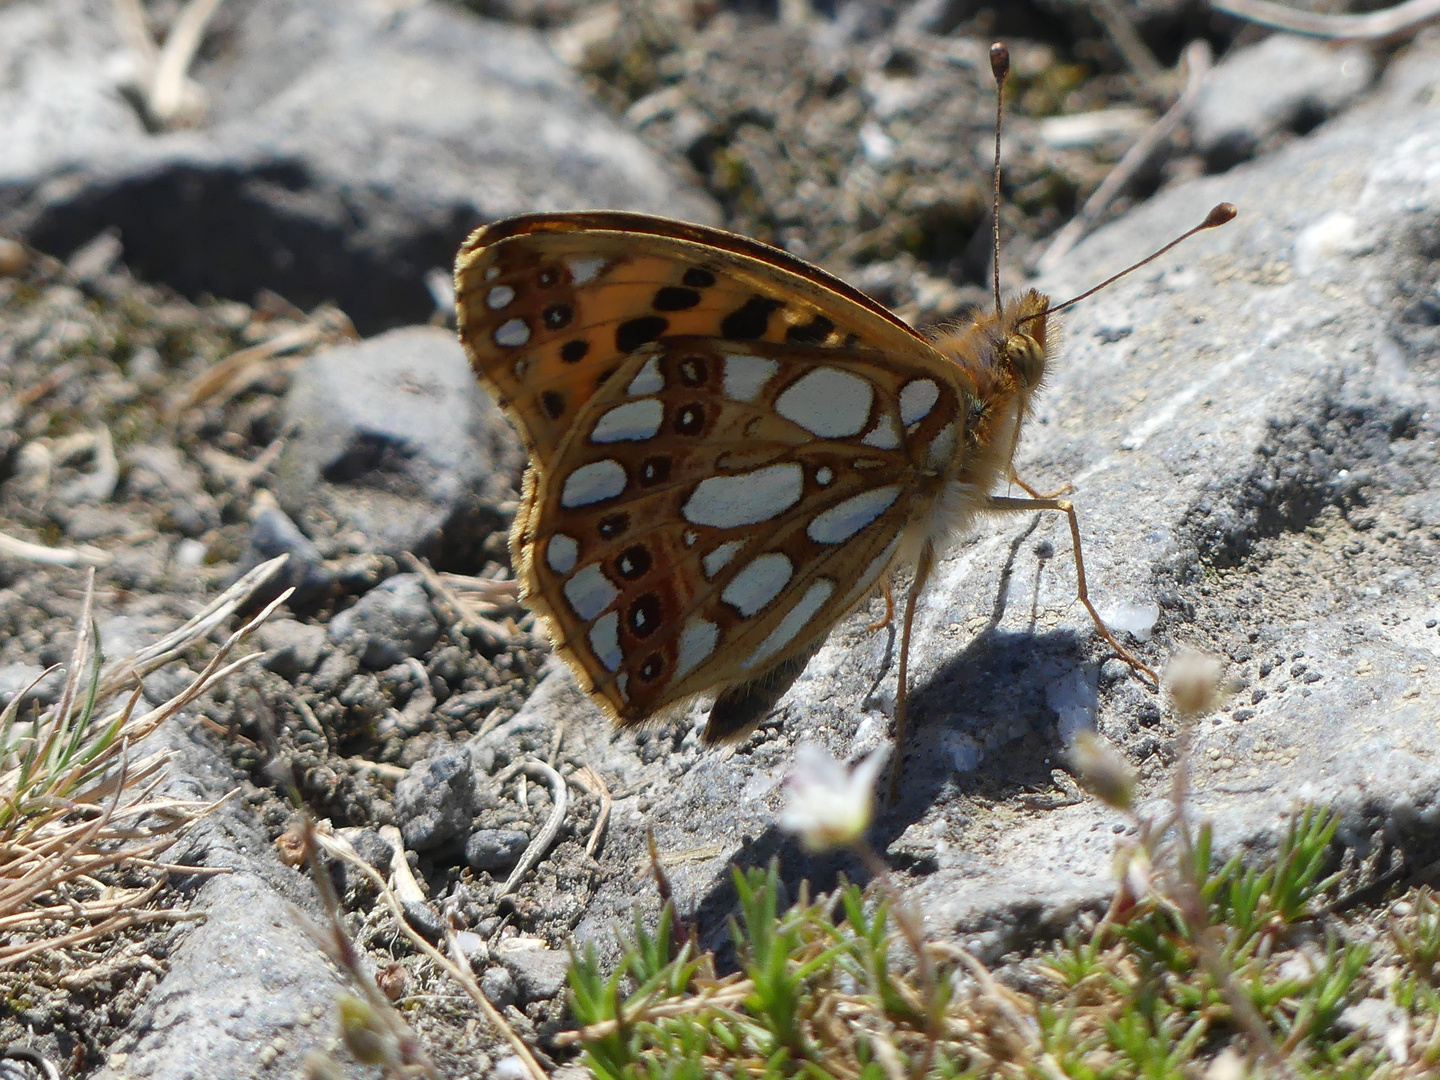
(481, 966, 517, 1009)
(0, 238, 27, 276)
(465, 829, 530, 872)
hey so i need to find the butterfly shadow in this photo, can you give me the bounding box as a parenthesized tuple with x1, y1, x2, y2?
(687, 520, 1108, 960)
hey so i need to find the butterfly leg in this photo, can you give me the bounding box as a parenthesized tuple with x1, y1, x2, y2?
(985, 495, 1160, 688)
(887, 542, 936, 805)
(1010, 470, 1075, 501)
(867, 577, 895, 633)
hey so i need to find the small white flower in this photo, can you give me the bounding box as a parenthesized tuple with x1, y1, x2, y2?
(777, 743, 888, 852)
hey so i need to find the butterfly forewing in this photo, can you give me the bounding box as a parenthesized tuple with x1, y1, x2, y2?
(454, 212, 936, 467)
(514, 337, 965, 726)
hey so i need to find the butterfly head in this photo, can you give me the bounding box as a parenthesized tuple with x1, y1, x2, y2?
(1001, 288, 1052, 396)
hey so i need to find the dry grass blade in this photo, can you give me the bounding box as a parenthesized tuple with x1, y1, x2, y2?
(168, 320, 329, 425)
(150, 0, 225, 125)
(407, 555, 524, 647)
(95, 553, 289, 696)
(1038, 39, 1211, 272)
(308, 823, 545, 1079)
(494, 758, 568, 897)
(572, 764, 611, 859)
(0, 529, 111, 568)
(0, 559, 291, 968)
(1212, 0, 1440, 40)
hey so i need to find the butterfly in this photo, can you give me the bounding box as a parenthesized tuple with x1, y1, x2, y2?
(449, 200, 1234, 773)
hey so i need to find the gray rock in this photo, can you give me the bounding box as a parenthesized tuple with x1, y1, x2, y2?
(1193, 34, 1374, 171)
(495, 941, 571, 1005)
(394, 744, 476, 852)
(140, 664, 199, 709)
(0, 0, 717, 332)
(126, 443, 219, 538)
(88, 717, 369, 1080)
(275, 326, 522, 563)
(96, 613, 171, 661)
(238, 500, 334, 605)
(465, 829, 530, 873)
(0, 663, 62, 706)
(308, 647, 359, 696)
(479, 965, 517, 1010)
(257, 618, 329, 680)
(572, 40, 1440, 961)
(327, 574, 440, 670)
(336, 825, 394, 873)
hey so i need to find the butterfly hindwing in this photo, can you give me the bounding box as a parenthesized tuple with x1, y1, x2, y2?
(454, 212, 937, 467)
(512, 337, 965, 729)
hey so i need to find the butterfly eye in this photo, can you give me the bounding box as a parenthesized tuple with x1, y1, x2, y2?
(1004, 334, 1046, 388)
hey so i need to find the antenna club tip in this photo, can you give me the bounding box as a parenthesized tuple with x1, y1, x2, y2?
(989, 42, 1010, 83)
(1204, 203, 1238, 228)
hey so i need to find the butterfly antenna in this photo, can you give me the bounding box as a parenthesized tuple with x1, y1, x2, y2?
(990, 41, 1009, 319)
(1021, 203, 1238, 327)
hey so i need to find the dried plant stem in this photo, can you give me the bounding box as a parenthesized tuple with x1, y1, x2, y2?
(150, 0, 225, 124)
(0, 530, 111, 568)
(1213, 0, 1440, 40)
(1038, 39, 1211, 273)
(310, 825, 545, 1080)
(495, 758, 568, 897)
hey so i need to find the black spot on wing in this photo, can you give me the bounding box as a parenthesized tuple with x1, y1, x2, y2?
(598, 512, 629, 540)
(639, 456, 671, 486)
(616, 316, 669, 353)
(678, 356, 709, 386)
(652, 286, 701, 311)
(616, 545, 651, 580)
(627, 594, 663, 638)
(673, 404, 706, 435)
(721, 296, 784, 340)
(786, 314, 835, 344)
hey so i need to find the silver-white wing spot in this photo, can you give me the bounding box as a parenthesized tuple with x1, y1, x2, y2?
(683, 462, 803, 528)
(807, 485, 902, 544)
(721, 354, 779, 402)
(591, 399, 664, 443)
(702, 539, 746, 579)
(742, 579, 835, 669)
(546, 533, 578, 574)
(925, 422, 958, 471)
(816, 466, 834, 485)
(899, 379, 940, 424)
(561, 459, 627, 508)
(721, 552, 793, 617)
(675, 617, 720, 678)
(495, 318, 530, 347)
(486, 285, 515, 309)
(568, 256, 606, 284)
(861, 413, 901, 449)
(563, 564, 619, 622)
(588, 611, 622, 672)
(627, 356, 664, 396)
(776, 368, 873, 438)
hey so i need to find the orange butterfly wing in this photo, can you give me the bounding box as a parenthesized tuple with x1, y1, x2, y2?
(454, 212, 933, 467)
(454, 213, 974, 734)
(517, 337, 965, 728)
